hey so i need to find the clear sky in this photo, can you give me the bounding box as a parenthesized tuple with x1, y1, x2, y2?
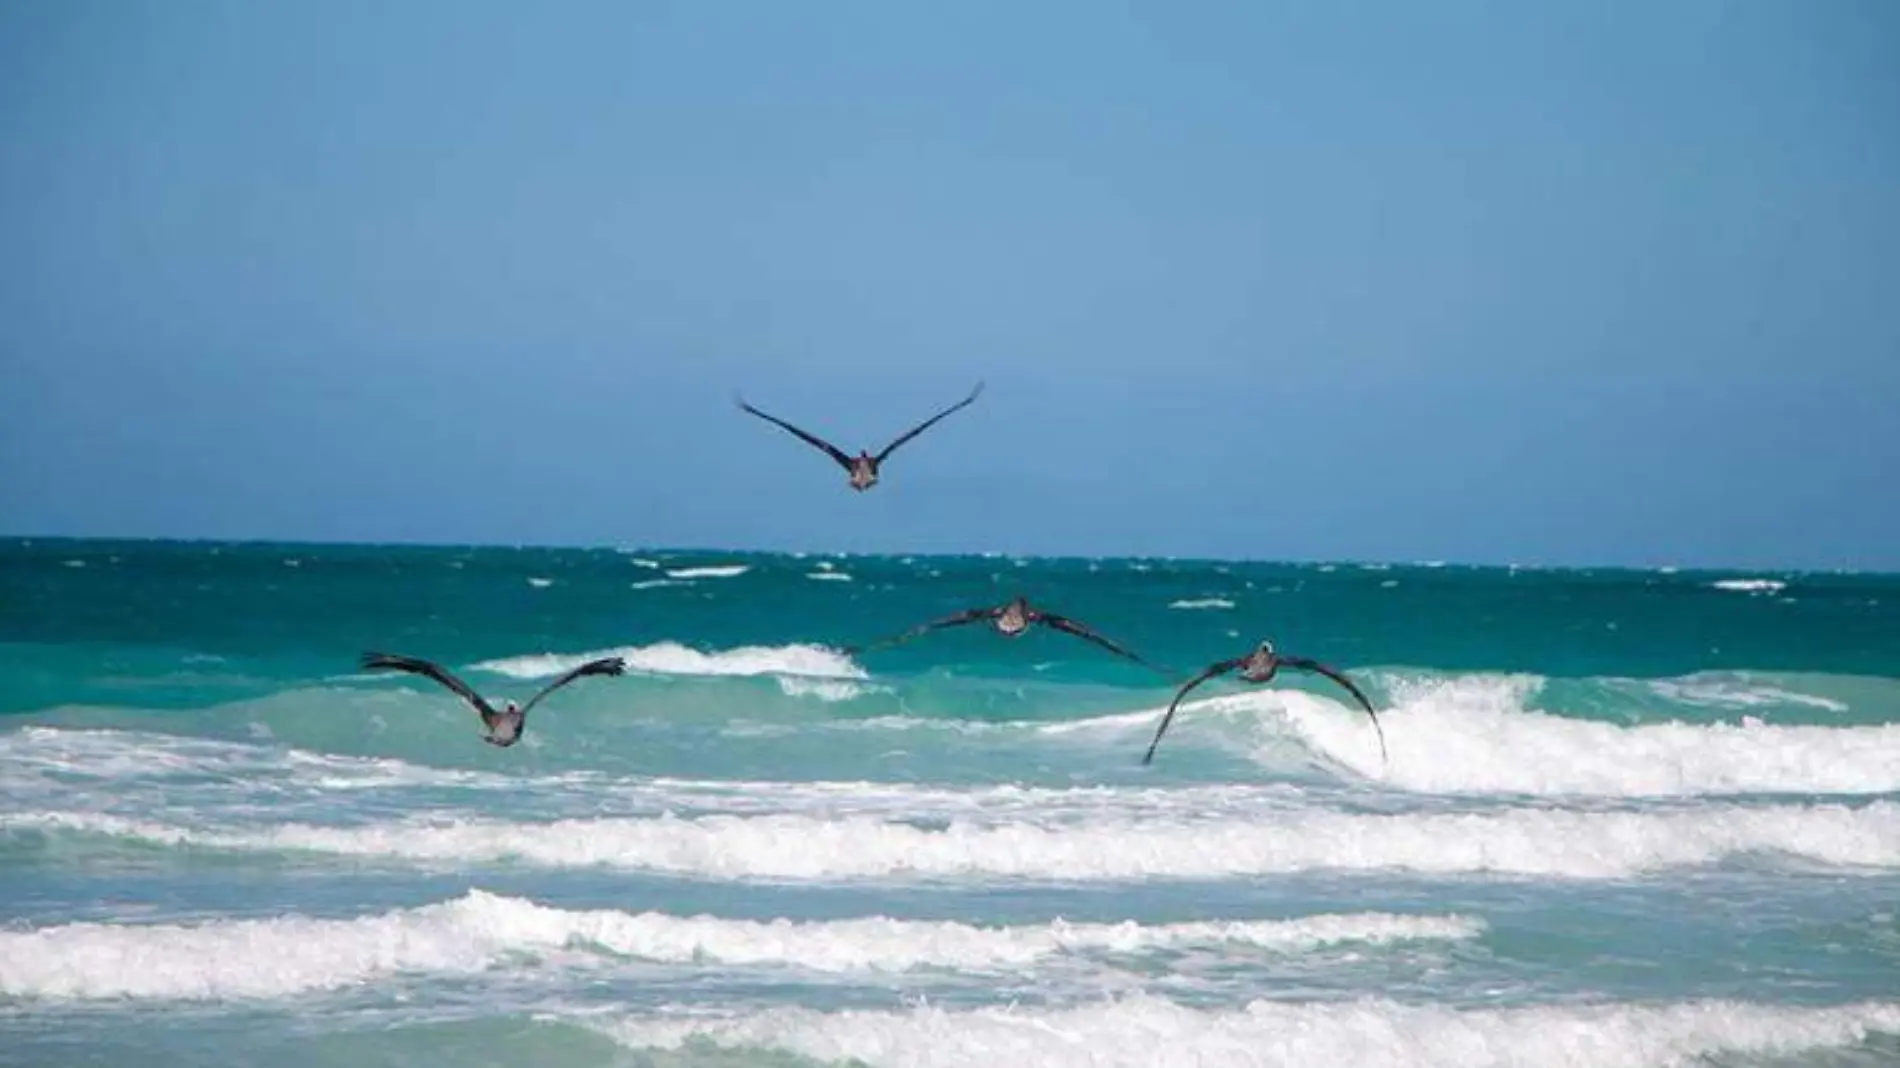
(3, 1, 1896, 568)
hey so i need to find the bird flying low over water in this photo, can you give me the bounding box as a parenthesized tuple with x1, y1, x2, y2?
(1142, 640, 1386, 767)
(846, 595, 1167, 674)
(358, 652, 625, 747)
(735, 382, 985, 491)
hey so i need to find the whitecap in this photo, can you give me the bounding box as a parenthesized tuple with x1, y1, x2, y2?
(1711, 578, 1787, 594)
(473, 641, 863, 681)
(600, 993, 1900, 1068)
(20, 799, 1898, 881)
(665, 565, 749, 579)
(1168, 598, 1234, 610)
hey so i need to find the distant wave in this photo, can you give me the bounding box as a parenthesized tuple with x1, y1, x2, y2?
(1168, 598, 1234, 610)
(1711, 578, 1787, 594)
(600, 994, 1900, 1068)
(13, 800, 1895, 881)
(473, 642, 863, 681)
(629, 578, 689, 590)
(664, 565, 749, 579)
(526, 577, 553, 588)
(0, 889, 1479, 1000)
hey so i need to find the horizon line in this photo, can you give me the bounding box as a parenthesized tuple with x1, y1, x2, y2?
(2, 531, 1887, 578)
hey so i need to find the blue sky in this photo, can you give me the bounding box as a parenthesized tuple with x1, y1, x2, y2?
(3, 1, 1896, 567)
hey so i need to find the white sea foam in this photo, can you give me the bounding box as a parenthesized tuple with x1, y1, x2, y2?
(628, 557, 661, 569)
(774, 676, 874, 702)
(807, 571, 853, 582)
(1649, 675, 1850, 713)
(1269, 675, 1900, 797)
(601, 993, 1900, 1068)
(1711, 578, 1787, 593)
(526, 577, 553, 588)
(15, 800, 1896, 881)
(664, 564, 749, 579)
(0, 892, 1482, 1001)
(1168, 598, 1234, 610)
(629, 578, 689, 590)
(473, 642, 864, 681)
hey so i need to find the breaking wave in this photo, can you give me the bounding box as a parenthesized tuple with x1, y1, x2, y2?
(1134, 674, 1900, 797)
(600, 993, 1900, 1068)
(0, 889, 1480, 1001)
(11, 800, 1896, 881)
(472, 641, 863, 681)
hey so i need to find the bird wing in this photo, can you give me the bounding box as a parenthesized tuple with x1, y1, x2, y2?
(1034, 612, 1167, 674)
(1280, 656, 1388, 764)
(359, 651, 493, 717)
(873, 382, 985, 463)
(1143, 658, 1244, 765)
(845, 607, 996, 655)
(521, 656, 626, 714)
(735, 394, 855, 471)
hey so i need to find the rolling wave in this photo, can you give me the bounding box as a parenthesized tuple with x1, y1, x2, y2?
(10, 800, 1896, 881)
(0, 889, 1480, 1000)
(471, 641, 862, 681)
(1111, 675, 1900, 797)
(599, 993, 1900, 1068)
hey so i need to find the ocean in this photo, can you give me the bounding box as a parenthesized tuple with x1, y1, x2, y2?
(2, 537, 1898, 1067)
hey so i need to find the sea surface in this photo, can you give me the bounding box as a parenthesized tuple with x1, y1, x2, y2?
(2, 538, 1898, 1067)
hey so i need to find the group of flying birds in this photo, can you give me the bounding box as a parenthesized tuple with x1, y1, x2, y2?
(361, 384, 1389, 766)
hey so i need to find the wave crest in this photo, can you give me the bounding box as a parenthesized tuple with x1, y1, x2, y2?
(473, 641, 863, 681)
(0, 890, 1479, 1001)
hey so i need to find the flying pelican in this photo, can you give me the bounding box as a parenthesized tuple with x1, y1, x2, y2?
(1142, 640, 1386, 766)
(735, 382, 984, 491)
(847, 595, 1166, 673)
(358, 652, 625, 747)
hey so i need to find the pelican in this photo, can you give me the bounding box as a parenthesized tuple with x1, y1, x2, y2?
(358, 651, 625, 747)
(1142, 640, 1386, 766)
(735, 382, 984, 491)
(847, 595, 1166, 673)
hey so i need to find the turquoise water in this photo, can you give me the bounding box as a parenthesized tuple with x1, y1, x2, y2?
(3, 538, 1899, 1066)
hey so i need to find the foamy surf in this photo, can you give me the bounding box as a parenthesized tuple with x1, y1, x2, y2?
(472, 641, 864, 681)
(15, 800, 1897, 880)
(599, 993, 1900, 1068)
(0, 890, 1482, 1001)
(1266, 675, 1900, 797)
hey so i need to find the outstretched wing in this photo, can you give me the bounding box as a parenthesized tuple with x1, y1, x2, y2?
(845, 607, 996, 655)
(735, 394, 855, 472)
(1143, 658, 1244, 765)
(1281, 656, 1387, 764)
(1035, 613, 1167, 674)
(873, 382, 984, 463)
(360, 651, 493, 717)
(521, 656, 625, 714)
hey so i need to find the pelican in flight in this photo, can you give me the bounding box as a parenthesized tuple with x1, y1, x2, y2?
(735, 382, 984, 491)
(847, 596, 1166, 673)
(358, 651, 625, 747)
(1142, 640, 1386, 766)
